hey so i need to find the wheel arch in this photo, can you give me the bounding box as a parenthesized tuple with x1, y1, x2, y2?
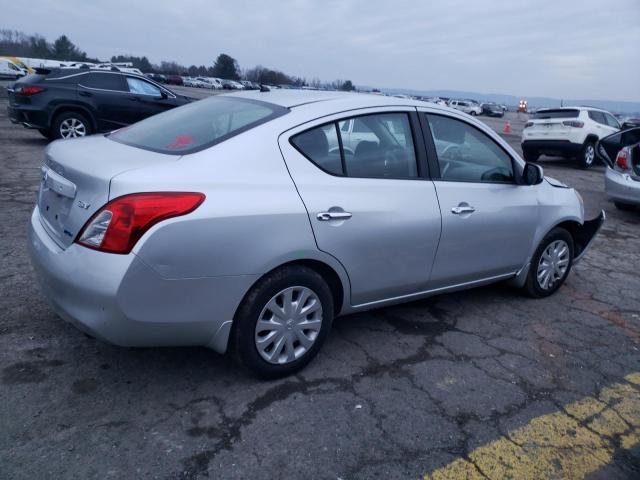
(49, 104, 97, 131)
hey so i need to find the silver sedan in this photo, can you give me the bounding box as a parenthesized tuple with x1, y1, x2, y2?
(28, 91, 604, 378)
(598, 127, 640, 210)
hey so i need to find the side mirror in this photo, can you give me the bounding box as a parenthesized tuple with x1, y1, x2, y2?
(157, 90, 168, 99)
(523, 162, 544, 185)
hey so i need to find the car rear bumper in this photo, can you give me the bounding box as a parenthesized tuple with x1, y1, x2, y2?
(521, 140, 583, 156)
(605, 168, 640, 205)
(7, 105, 49, 130)
(27, 206, 255, 353)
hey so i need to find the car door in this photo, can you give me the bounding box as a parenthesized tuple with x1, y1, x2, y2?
(419, 110, 539, 288)
(279, 108, 442, 306)
(124, 76, 177, 123)
(77, 72, 130, 130)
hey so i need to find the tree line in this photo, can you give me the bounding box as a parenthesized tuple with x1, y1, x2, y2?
(0, 29, 355, 90)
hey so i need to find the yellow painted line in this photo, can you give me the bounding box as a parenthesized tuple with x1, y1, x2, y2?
(425, 372, 640, 480)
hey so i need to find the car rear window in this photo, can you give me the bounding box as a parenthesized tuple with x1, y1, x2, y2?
(109, 96, 288, 154)
(533, 109, 579, 119)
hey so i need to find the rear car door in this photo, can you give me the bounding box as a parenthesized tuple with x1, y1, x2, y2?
(279, 108, 442, 306)
(589, 111, 617, 138)
(77, 72, 129, 130)
(420, 111, 539, 288)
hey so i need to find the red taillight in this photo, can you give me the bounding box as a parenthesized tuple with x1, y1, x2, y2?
(76, 192, 205, 254)
(562, 120, 584, 128)
(16, 85, 45, 96)
(615, 148, 630, 170)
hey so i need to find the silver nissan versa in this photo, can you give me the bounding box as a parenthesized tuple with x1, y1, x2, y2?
(28, 90, 604, 378)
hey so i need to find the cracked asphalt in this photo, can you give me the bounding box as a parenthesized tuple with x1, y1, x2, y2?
(1, 85, 639, 479)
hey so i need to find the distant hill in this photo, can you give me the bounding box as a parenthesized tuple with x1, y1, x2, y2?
(358, 86, 640, 115)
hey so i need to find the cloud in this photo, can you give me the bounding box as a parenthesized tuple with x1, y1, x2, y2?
(3, 0, 640, 101)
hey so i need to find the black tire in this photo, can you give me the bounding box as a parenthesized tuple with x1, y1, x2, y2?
(52, 111, 92, 140)
(232, 265, 334, 379)
(37, 128, 52, 139)
(578, 140, 596, 169)
(614, 201, 636, 211)
(524, 228, 574, 298)
(523, 148, 539, 162)
(470, 111, 477, 116)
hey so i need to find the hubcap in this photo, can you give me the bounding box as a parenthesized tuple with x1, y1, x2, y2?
(584, 144, 595, 165)
(254, 286, 323, 365)
(60, 118, 87, 138)
(537, 240, 570, 290)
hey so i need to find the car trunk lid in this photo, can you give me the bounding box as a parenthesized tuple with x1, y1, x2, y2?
(37, 135, 179, 249)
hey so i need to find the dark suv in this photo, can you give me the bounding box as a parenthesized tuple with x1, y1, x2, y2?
(7, 68, 192, 139)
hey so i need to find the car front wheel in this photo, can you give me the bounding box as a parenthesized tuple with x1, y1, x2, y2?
(524, 228, 574, 298)
(232, 265, 334, 378)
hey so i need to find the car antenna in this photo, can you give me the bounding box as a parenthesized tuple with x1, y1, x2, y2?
(259, 84, 270, 92)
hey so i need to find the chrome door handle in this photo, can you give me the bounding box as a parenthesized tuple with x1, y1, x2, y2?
(317, 211, 352, 221)
(451, 205, 475, 214)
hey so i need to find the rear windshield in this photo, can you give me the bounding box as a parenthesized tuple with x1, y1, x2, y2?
(533, 109, 579, 119)
(109, 96, 288, 154)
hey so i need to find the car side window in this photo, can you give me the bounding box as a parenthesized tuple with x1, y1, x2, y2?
(126, 77, 162, 96)
(426, 114, 515, 183)
(604, 113, 620, 129)
(82, 72, 126, 91)
(588, 111, 606, 125)
(291, 112, 418, 179)
(291, 124, 343, 175)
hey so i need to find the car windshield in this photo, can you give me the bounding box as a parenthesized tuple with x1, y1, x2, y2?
(533, 109, 579, 119)
(109, 96, 288, 154)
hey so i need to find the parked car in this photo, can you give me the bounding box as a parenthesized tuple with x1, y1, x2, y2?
(146, 73, 167, 83)
(621, 117, 640, 129)
(448, 99, 482, 116)
(27, 91, 604, 378)
(240, 80, 259, 90)
(481, 102, 504, 117)
(7, 68, 192, 139)
(521, 107, 620, 168)
(164, 75, 184, 86)
(0, 58, 26, 79)
(221, 79, 244, 90)
(597, 127, 640, 210)
(182, 76, 196, 87)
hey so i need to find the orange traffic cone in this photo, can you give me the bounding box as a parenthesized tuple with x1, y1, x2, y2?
(503, 121, 512, 134)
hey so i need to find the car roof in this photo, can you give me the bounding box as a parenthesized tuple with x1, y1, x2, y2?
(225, 89, 423, 109)
(538, 106, 611, 113)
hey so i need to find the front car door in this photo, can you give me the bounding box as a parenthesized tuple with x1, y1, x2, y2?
(279, 108, 442, 306)
(124, 76, 177, 123)
(419, 109, 539, 288)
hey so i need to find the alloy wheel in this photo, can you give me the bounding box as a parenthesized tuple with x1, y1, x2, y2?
(254, 286, 323, 364)
(59, 118, 87, 138)
(536, 240, 570, 290)
(584, 144, 595, 166)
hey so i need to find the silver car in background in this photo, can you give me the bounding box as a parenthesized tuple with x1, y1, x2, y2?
(598, 127, 640, 210)
(28, 91, 604, 378)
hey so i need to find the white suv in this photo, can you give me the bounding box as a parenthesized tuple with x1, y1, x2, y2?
(448, 99, 482, 116)
(522, 107, 620, 168)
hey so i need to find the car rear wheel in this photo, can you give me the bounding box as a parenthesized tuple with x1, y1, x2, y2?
(470, 111, 477, 116)
(232, 265, 334, 378)
(579, 140, 596, 169)
(524, 228, 574, 298)
(53, 111, 92, 140)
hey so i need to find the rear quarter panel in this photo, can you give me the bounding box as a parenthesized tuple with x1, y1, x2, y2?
(108, 124, 330, 281)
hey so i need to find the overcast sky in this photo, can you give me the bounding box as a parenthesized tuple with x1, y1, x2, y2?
(4, 0, 640, 101)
